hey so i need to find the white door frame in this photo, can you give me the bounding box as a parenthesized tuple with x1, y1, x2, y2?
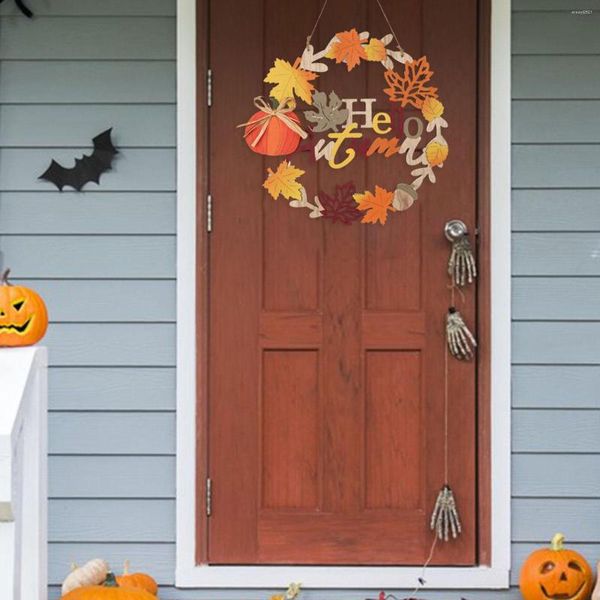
(175, 0, 511, 588)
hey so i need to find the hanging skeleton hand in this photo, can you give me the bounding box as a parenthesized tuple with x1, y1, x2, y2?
(448, 235, 477, 287)
(430, 485, 462, 541)
(446, 308, 477, 360)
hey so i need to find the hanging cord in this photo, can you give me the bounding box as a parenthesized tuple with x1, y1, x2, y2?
(409, 282, 460, 598)
(304, 0, 403, 52)
(444, 284, 456, 481)
(374, 0, 404, 52)
(306, 0, 330, 48)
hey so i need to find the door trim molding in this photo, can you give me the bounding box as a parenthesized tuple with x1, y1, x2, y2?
(176, 0, 511, 588)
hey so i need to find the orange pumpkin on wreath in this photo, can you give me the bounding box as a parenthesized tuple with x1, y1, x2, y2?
(519, 533, 594, 600)
(243, 97, 307, 156)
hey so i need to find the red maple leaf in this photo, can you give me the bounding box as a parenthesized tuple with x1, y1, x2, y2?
(318, 182, 362, 224)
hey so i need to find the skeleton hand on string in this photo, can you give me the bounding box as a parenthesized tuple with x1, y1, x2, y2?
(446, 307, 477, 360)
(430, 485, 462, 541)
(448, 235, 477, 287)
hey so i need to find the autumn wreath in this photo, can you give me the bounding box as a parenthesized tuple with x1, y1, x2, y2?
(238, 28, 449, 225)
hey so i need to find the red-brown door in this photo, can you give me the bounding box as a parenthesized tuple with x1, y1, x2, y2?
(202, 0, 482, 565)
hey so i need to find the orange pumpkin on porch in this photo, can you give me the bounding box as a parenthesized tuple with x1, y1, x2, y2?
(519, 533, 593, 600)
(0, 268, 48, 347)
(116, 561, 158, 596)
(61, 573, 157, 600)
(244, 108, 302, 156)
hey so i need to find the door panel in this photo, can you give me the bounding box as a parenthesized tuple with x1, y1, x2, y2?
(205, 0, 479, 565)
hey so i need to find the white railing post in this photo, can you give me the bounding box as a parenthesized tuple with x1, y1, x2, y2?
(0, 347, 48, 600)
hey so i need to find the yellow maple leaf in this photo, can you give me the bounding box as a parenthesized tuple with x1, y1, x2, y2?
(264, 59, 318, 105)
(326, 29, 367, 71)
(263, 160, 305, 201)
(364, 38, 386, 62)
(353, 185, 394, 224)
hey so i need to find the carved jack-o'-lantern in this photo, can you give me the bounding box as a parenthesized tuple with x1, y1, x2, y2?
(0, 269, 48, 347)
(520, 533, 594, 600)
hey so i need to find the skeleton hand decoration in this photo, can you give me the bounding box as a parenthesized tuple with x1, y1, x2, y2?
(448, 235, 477, 287)
(446, 308, 477, 360)
(430, 484, 462, 541)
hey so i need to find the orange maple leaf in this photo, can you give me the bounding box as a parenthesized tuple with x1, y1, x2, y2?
(383, 56, 438, 109)
(353, 185, 394, 225)
(327, 29, 367, 71)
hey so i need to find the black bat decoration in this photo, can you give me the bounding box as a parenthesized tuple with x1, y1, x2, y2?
(0, 0, 33, 18)
(39, 129, 119, 191)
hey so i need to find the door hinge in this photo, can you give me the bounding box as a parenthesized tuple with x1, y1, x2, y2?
(206, 477, 212, 517)
(207, 69, 213, 107)
(207, 193, 213, 232)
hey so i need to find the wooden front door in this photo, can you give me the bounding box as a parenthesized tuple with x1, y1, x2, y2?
(200, 0, 484, 566)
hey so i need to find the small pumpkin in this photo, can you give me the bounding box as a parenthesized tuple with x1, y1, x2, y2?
(61, 559, 110, 595)
(61, 572, 157, 600)
(116, 561, 158, 596)
(0, 268, 48, 347)
(244, 106, 302, 156)
(519, 533, 593, 600)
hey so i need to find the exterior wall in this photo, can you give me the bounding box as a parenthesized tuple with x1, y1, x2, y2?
(0, 1, 599, 599)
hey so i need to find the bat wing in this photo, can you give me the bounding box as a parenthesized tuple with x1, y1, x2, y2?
(91, 128, 119, 171)
(39, 128, 118, 191)
(39, 160, 76, 191)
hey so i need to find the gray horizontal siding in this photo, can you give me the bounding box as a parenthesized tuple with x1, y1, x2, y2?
(0, 17, 175, 59)
(0, 61, 175, 103)
(513, 366, 600, 408)
(512, 11, 600, 54)
(513, 56, 600, 98)
(0, 0, 175, 16)
(44, 323, 176, 366)
(49, 499, 175, 542)
(512, 190, 600, 230)
(514, 1, 600, 9)
(514, 411, 600, 452)
(0, 105, 176, 147)
(49, 412, 175, 454)
(49, 367, 175, 410)
(31, 280, 175, 321)
(513, 145, 600, 188)
(0, 193, 176, 233)
(513, 233, 600, 275)
(49, 456, 175, 498)
(0, 2, 597, 599)
(512, 101, 600, 143)
(513, 279, 600, 320)
(0, 236, 175, 277)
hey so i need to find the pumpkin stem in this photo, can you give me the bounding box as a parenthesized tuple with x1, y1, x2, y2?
(551, 533, 565, 551)
(123, 560, 130, 575)
(1, 269, 11, 286)
(104, 572, 119, 588)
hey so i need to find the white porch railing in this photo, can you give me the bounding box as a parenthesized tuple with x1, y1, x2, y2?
(0, 347, 48, 600)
